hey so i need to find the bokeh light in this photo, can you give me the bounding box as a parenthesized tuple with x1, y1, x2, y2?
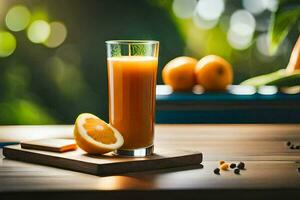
(193, 85, 204, 94)
(172, 0, 197, 19)
(3, 64, 31, 96)
(195, 0, 224, 21)
(227, 10, 255, 50)
(192, 0, 224, 30)
(193, 12, 219, 30)
(44, 22, 67, 48)
(229, 85, 256, 95)
(230, 10, 256, 36)
(242, 0, 266, 15)
(0, 31, 17, 57)
(46, 56, 65, 83)
(243, 0, 278, 14)
(45, 56, 86, 99)
(156, 85, 173, 95)
(5, 5, 31, 32)
(27, 20, 51, 43)
(265, 0, 279, 12)
(256, 33, 273, 56)
(258, 86, 278, 95)
(227, 29, 253, 50)
(56, 44, 81, 65)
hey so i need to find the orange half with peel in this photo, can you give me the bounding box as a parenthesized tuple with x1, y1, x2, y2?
(74, 113, 124, 154)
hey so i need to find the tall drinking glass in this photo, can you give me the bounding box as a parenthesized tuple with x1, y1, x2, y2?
(106, 40, 159, 156)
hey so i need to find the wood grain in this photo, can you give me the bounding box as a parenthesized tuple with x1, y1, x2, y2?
(1, 124, 300, 199)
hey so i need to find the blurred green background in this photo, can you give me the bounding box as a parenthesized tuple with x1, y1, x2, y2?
(0, 0, 299, 124)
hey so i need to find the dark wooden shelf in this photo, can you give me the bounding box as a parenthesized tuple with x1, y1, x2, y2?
(156, 85, 300, 123)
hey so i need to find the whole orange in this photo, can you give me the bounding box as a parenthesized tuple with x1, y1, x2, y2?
(162, 56, 197, 91)
(195, 55, 233, 91)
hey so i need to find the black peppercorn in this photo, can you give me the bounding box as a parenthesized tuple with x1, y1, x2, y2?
(285, 141, 291, 147)
(295, 145, 300, 149)
(234, 168, 240, 174)
(230, 163, 236, 169)
(290, 145, 295, 149)
(237, 162, 245, 170)
(214, 168, 220, 175)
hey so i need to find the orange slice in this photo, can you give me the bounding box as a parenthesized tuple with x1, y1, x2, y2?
(74, 113, 124, 154)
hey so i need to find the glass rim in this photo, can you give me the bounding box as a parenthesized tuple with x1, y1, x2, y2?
(105, 40, 159, 45)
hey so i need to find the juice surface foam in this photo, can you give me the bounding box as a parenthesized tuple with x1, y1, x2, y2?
(107, 56, 157, 62)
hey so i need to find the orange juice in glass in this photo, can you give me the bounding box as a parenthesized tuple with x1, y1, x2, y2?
(106, 40, 159, 156)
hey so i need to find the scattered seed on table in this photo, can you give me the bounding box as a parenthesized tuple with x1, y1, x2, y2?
(214, 168, 220, 175)
(290, 145, 295, 149)
(237, 162, 245, 170)
(220, 163, 229, 171)
(230, 163, 236, 169)
(234, 168, 240, 174)
(285, 141, 291, 147)
(219, 160, 225, 165)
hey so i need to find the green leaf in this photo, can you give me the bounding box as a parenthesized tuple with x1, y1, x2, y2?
(268, 5, 300, 54)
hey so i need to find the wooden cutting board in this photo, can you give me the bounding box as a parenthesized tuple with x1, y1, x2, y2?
(3, 144, 202, 176)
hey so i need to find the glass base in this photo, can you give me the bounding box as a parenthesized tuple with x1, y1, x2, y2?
(114, 145, 154, 157)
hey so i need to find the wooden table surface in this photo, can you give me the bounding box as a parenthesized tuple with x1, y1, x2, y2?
(1, 124, 300, 200)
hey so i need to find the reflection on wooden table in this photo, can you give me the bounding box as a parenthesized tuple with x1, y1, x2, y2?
(0, 124, 300, 199)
